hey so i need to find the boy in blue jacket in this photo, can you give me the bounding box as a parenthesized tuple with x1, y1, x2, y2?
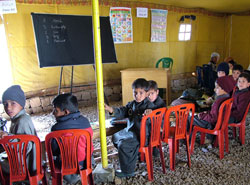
(51, 93, 93, 184)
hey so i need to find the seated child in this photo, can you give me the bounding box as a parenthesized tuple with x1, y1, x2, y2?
(104, 78, 154, 178)
(227, 59, 236, 75)
(229, 73, 250, 123)
(189, 76, 233, 143)
(217, 62, 229, 77)
(206, 63, 234, 105)
(0, 85, 37, 174)
(231, 64, 243, 82)
(51, 93, 93, 184)
(144, 80, 166, 115)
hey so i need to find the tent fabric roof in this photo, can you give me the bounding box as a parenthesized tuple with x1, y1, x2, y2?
(127, 0, 250, 13)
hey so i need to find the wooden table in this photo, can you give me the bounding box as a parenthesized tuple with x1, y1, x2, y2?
(92, 119, 127, 139)
(121, 68, 171, 105)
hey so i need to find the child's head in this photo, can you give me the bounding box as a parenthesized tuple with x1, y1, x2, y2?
(217, 62, 229, 77)
(228, 59, 236, 70)
(147, 80, 159, 102)
(2, 85, 25, 118)
(215, 76, 233, 96)
(132, 78, 149, 103)
(237, 73, 250, 90)
(232, 64, 243, 81)
(210, 52, 220, 63)
(52, 93, 78, 118)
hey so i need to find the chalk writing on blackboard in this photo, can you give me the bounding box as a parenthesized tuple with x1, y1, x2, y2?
(31, 13, 117, 67)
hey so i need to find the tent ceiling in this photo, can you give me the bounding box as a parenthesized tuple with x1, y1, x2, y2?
(128, 0, 250, 13)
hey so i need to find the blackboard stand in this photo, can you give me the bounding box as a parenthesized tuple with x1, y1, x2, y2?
(57, 65, 109, 106)
(58, 66, 74, 95)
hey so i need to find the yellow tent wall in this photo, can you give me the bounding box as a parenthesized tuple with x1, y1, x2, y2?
(3, 2, 226, 93)
(224, 15, 250, 68)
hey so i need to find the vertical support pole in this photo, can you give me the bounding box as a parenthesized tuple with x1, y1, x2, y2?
(92, 0, 108, 168)
(58, 66, 63, 95)
(70, 66, 74, 94)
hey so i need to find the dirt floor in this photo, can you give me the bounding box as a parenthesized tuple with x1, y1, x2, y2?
(29, 98, 250, 185)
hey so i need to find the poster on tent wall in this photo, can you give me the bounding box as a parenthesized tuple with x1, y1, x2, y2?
(0, 0, 17, 14)
(151, 9, 168, 42)
(110, 7, 133, 44)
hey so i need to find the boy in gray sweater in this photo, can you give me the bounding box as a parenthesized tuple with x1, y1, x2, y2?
(0, 85, 37, 174)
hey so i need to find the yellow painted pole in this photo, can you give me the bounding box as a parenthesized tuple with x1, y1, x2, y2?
(92, 0, 108, 168)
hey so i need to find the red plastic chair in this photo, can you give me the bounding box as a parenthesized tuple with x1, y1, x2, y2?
(45, 129, 93, 185)
(190, 98, 233, 159)
(139, 108, 166, 181)
(228, 101, 250, 145)
(162, 103, 195, 171)
(0, 135, 47, 185)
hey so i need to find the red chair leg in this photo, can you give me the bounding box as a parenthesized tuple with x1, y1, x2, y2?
(200, 133, 205, 145)
(144, 148, 153, 181)
(190, 130, 198, 154)
(225, 128, 229, 153)
(218, 132, 224, 160)
(175, 140, 179, 153)
(168, 138, 175, 171)
(158, 145, 166, 174)
(185, 136, 191, 168)
(233, 127, 237, 138)
(88, 173, 94, 185)
(214, 136, 218, 148)
(240, 124, 245, 145)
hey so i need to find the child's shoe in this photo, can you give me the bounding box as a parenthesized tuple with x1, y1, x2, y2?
(115, 170, 135, 178)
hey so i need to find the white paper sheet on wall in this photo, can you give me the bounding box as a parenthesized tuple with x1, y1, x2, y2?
(0, 0, 17, 14)
(151, 9, 168, 42)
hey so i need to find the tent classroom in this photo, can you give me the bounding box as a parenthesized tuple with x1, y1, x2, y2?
(1, 0, 250, 183)
(1, 0, 250, 95)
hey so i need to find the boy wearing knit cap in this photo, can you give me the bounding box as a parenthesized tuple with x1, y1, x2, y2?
(189, 76, 233, 144)
(0, 85, 37, 174)
(217, 62, 229, 77)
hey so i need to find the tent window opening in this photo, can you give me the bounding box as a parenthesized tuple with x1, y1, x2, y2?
(0, 18, 13, 96)
(178, 23, 191, 41)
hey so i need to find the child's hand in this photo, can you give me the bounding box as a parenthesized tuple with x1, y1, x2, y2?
(0, 131, 8, 139)
(143, 109, 152, 116)
(205, 97, 213, 105)
(104, 104, 113, 114)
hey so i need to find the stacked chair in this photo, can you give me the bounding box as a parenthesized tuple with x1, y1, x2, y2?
(139, 107, 167, 181)
(162, 104, 195, 171)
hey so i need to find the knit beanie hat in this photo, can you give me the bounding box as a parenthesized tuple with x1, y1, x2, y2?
(2, 85, 26, 108)
(217, 62, 229, 75)
(216, 76, 235, 94)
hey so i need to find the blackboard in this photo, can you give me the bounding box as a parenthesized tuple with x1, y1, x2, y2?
(31, 13, 117, 68)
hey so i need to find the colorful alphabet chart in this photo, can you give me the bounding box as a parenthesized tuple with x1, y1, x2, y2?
(110, 7, 133, 44)
(151, 9, 168, 42)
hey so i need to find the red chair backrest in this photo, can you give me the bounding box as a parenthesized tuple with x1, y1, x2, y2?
(0, 135, 42, 182)
(140, 108, 167, 148)
(214, 98, 233, 131)
(163, 104, 195, 140)
(45, 129, 92, 175)
(239, 101, 250, 123)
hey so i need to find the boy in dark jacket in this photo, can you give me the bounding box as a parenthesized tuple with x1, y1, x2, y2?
(189, 76, 233, 143)
(51, 93, 93, 184)
(229, 73, 250, 123)
(144, 80, 166, 115)
(105, 78, 154, 178)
